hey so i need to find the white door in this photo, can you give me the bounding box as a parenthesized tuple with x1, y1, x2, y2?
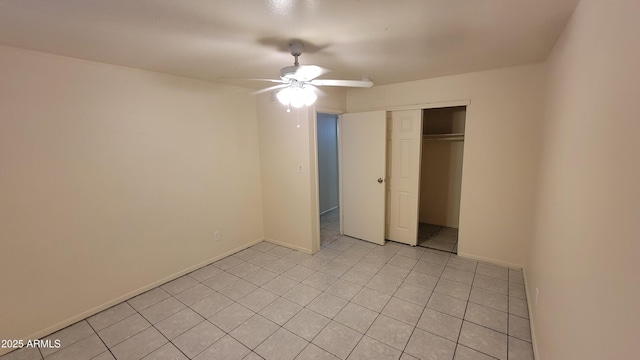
(387, 110, 422, 245)
(340, 111, 387, 245)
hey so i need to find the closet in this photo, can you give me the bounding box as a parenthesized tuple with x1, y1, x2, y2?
(338, 107, 466, 252)
(417, 106, 466, 253)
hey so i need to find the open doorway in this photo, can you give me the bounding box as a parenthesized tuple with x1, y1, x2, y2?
(417, 106, 466, 253)
(316, 112, 340, 248)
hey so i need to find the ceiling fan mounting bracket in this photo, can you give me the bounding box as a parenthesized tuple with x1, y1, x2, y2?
(289, 42, 304, 57)
(289, 42, 304, 66)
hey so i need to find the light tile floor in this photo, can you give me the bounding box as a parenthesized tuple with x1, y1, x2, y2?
(418, 223, 459, 254)
(2, 238, 534, 360)
(320, 208, 340, 248)
(322, 209, 459, 255)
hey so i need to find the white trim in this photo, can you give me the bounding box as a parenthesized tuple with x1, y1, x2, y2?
(523, 268, 540, 360)
(309, 107, 321, 254)
(314, 106, 345, 115)
(10, 237, 265, 354)
(312, 107, 345, 254)
(456, 251, 523, 269)
(264, 237, 313, 254)
(337, 114, 344, 238)
(359, 99, 471, 112)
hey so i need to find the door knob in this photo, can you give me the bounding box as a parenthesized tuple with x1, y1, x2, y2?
(378, 178, 384, 183)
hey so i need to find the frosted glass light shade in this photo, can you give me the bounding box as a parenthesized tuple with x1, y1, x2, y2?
(277, 86, 317, 108)
(276, 87, 292, 105)
(302, 88, 317, 105)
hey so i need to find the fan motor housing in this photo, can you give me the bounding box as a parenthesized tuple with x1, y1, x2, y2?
(280, 65, 298, 80)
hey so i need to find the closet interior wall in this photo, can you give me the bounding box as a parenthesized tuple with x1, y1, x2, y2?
(419, 107, 466, 228)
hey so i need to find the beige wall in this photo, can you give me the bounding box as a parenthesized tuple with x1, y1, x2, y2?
(257, 89, 346, 254)
(0, 46, 264, 348)
(526, 1, 640, 359)
(348, 64, 545, 266)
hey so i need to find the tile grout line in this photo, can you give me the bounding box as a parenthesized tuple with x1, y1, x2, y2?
(85, 320, 116, 360)
(450, 269, 473, 360)
(37, 319, 96, 360)
(399, 281, 435, 358)
(156, 291, 220, 360)
(507, 278, 510, 360)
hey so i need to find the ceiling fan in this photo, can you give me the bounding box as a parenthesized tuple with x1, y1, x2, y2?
(254, 42, 373, 109)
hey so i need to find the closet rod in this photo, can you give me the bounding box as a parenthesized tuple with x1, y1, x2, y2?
(423, 133, 465, 141)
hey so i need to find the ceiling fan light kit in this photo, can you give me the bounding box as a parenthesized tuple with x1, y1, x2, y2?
(253, 42, 374, 111)
(276, 82, 317, 109)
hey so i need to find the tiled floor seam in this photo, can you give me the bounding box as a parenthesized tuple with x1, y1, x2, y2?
(85, 318, 117, 360)
(506, 309, 510, 360)
(39, 320, 96, 360)
(133, 303, 189, 359)
(399, 289, 431, 357)
(224, 309, 303, 359)
(454, 286, 471, 354)
(299, 314, 335, 357)
(152, 314, 196, 359)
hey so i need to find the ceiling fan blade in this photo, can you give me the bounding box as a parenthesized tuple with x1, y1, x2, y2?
(245, 78, 288, 83)
(252, 83, 289, 95)
(309, 79, 374, 88)
(294, 65, 329, 81)
(218, 77, 287, 84)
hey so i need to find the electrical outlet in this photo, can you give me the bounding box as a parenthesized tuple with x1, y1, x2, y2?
(214, 230, 221, 241)
(535, 288, 539, 306)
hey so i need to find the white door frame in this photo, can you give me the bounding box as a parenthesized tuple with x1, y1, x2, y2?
(311, 107, 344, 254)
(418, 101, 470, 253)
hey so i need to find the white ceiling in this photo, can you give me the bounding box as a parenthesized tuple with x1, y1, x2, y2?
(0, 0, 579, 88)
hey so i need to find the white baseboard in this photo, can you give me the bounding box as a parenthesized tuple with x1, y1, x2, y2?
(456, 251, 523, 269)
(523, 268, 540, 360)
(9, 237, 265, 355)
(264, 237, 313, 254)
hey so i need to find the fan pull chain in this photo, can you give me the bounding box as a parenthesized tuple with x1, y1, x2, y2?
(296, 107, 301, 128)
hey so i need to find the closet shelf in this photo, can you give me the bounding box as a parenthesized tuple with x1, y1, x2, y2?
(423, 133, 465, 141)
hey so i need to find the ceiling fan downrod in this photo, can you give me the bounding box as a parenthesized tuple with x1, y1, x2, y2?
(289, 42, 304, 67)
